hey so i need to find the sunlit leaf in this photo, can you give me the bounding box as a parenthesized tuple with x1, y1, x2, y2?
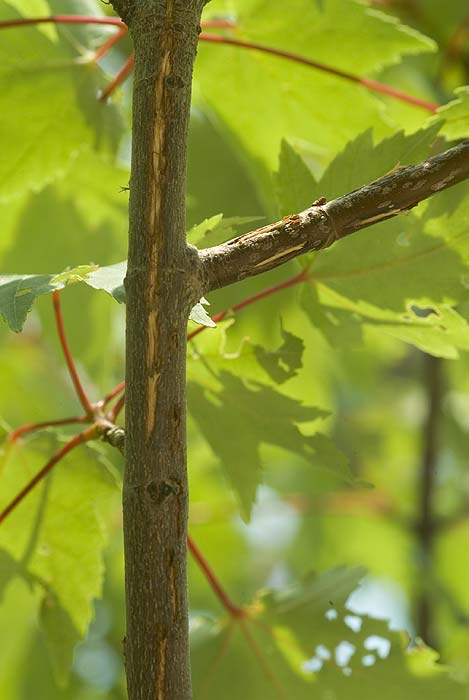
(0, 265, 98, 332)
(0, 5, 123, 201)
(0, 433, 119, 678)
(432, 86, 469, 140)
(190, 297, 217, 328)
(198, 0, 436, 205)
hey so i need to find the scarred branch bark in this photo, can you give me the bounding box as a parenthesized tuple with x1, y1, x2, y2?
(200, 139, 469, 292)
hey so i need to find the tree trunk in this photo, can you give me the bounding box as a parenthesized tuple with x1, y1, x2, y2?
(109, 2, 469, 697)
(114, 2, 204, 698)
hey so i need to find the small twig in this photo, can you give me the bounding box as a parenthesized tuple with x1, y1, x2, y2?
(0, 14, 126, 30)
(0, 13, 440, 113)
(52, 292, 94, 416)
(92, 26, 128, 61)
(0, 425, 98, 526)
(99, 53, 135, 101)
(0, 14, 234, 32)
(188, 268, 308, 341)
(7, 415, 88, 444)
(101, 268, 309, 411)
(201, 20, 236, 29)
(188, 535, 245, 618)
(107, 393, 125, 422)
(97, 380, 125, 409)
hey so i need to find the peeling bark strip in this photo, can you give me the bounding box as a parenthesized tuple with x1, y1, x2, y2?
(200, 139, 469, 292)
(112, 2, 205, 699)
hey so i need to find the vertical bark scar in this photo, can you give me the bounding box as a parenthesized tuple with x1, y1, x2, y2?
(146, 308, 159, 437)
(156, 636, 168, 700)
(151, 50, 171, 234)
(169, 559, 177, 615)
(146, 51, 172, 442)
(147, 309, 157, 369)
(146, 371, 160, 438)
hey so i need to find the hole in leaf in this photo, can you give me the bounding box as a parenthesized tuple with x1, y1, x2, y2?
(409, 305, 438, 318)
(362, 654, 376, 666)
(303, 657, 323, 673)
(316, 644, 331, 661)
(364, 635, 391, 659)
(344, 614, 362, 632)
(335, 641, 356, 667)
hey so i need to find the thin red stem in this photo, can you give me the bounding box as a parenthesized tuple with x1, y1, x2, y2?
(0, 15, 234, 32)
(188, 268, 308, 341)
(98, 380, 126, 409)
(188, 534, 244, 618)
(93, 26, 128, 61)
(0, 14, 438, 113)
(101, 268, 309, 406)
(107, 393, 125, 422)
(0, 15, 236, 31)
(52, 291, 94, 416)
(0, 426, 97, 526)
(359, 76, 438, 111)
(201, 20, 236, 29)
(7, 416, 88, 444)
(199, 33, 439, 113)
(99, 53, 135, 101)
(0, 15, 126, 30)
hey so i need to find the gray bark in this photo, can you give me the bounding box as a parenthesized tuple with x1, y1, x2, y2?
(115, 2, 204, 699)
(200, 139, 469, 291)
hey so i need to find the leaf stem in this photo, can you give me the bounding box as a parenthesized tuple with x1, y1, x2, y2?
(100, 267, 309, 407)
(92, 26, 128, 61)
(107, 393, 126, 422)
(198, 33, 439, 113)
(201, 20, 236, 29)
(7, 416, 88, 444)
(188, 268, 308, 341)
(0, 14, 438, 113)
(0, 15, 126, 30)
(99, 53, 135, 101)
(188, 534, 245, 618)
(0, 15, 234, 32)
(0, 425, 97, 526)
(52, 291, 94, 417)
(89, 21, 235, 65)
(98, 380, 126, 409)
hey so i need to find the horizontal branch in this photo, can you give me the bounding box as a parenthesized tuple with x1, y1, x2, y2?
(200, 139, 469, 292)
